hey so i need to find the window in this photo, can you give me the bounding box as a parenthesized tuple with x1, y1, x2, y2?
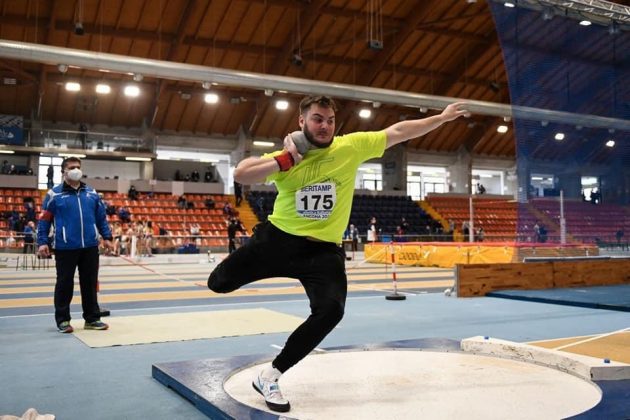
(407, 166, 447, 199)
(38, 156, 63, 190)
(362, 173, 382, 191)
(407, 181, 421, 200)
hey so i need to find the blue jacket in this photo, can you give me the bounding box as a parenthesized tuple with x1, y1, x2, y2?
(37, 182, 112, 250)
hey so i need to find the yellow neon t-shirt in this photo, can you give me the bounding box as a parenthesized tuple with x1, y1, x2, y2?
(264, 131, 386, 243)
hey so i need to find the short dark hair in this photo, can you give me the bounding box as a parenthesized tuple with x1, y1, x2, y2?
(61, 156, 81, 171)
(299, 95, 338, 115)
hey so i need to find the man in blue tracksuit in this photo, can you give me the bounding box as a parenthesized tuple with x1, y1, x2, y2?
(37, 157, 114, 333)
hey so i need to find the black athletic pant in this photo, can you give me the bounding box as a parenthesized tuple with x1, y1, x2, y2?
(208, 221, 347, 373)
(54, 246, 101, 326)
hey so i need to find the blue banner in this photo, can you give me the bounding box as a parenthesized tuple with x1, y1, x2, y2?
(0, 115, 24, 145)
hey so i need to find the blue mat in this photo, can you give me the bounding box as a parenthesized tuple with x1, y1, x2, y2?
(487, 285, 630, 312)
(152, 337, 629, 420)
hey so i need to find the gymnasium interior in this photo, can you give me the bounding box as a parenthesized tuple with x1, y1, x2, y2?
(1, 1, 629, 419)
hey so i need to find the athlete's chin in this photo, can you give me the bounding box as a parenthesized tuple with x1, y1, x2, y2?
(313, 135, 333, 145)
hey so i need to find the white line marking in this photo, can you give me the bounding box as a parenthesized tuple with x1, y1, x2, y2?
(552, 327, 630, 351)
(0, 295, 386, 319)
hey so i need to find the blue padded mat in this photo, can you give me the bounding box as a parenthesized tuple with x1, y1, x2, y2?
(487, 284, 630, 312)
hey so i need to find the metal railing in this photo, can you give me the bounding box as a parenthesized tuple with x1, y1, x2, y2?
(32, 128, 149, 152)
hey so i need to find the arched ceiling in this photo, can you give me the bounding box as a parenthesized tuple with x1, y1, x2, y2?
(0, 0, 628, 159)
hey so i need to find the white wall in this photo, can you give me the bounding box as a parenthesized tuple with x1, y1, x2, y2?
(81, 160, 141, 180)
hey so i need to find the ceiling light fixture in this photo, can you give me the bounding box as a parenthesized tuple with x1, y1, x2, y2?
(65, 82, 81, 92)
(504, 2, 516, 8)
(605, 140, 615, 148)
(275, 100, 289, 110)
(57, 64, 68, 74)
(124, 85, 140, 97)
(132, 73, 144, 82)
(253, 141, 275, 147)
(74, 0, 85, 35)
(125, 157, 152, 162)
(291, 49, 303, 66)
(554, 132, 565, 141)
(0, 150, 15, 154)
(95, 83, 111, 94)
(74, 22, 84, 36)
(579, 20, 592, 26)
(204, 93, 219, 104)
(358, 109, 372, 119)
(58, 153, 86, 158)
(201, 81, 211, 90)
(497, 125, 509, 133)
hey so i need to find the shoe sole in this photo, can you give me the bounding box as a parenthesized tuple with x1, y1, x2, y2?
(84, 325, 109, 330)
(252, 382, 291, 413)
(58, 327, 73, 333)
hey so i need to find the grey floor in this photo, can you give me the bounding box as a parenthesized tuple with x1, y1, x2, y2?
(1, 256, 629, 419)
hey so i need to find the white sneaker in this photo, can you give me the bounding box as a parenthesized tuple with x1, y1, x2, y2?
(252, 370, 291, 412)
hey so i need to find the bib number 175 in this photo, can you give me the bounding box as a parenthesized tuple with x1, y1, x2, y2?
(295, 183, 337, 219)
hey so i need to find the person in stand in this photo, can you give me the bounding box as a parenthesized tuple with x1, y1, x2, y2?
(206, 95, 469, 412)
(117, 206, 131, 224)
(47, 164, 55, 189)
(128, 185, 139, 201)
(78, 123, 88, 149)
(177, 194, 188, 209)
(223, 202, 234, 217)
(189, 223, 201, 244)
(37, 157, 113, 333)
(533, 220, 541, 243)
(234, 181, 243, 207)
(344, 223, 360, 253)
(205, 196, 216, 210)
(227, 217, 247, 254)
(24, 198, 36, 223)
(399, 217, 410, 234)
(615, 228, 624, 245)
(23, 221, 36, 254)
(367, 216, 378, 242)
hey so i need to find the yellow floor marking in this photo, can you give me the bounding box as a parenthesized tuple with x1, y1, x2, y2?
(0, 279, 454, 309)
(530, 331, 630, 364)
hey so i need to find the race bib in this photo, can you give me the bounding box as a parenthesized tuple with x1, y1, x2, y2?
(295, 182, 337, 219)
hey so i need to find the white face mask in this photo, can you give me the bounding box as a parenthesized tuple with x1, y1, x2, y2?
(66, 168, 83, 182)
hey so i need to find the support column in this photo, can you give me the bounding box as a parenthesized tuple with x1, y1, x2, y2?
(601, 162, 630, 205)
(140, 161, 154, 180)
(230, 126, 252, 195)
(516, 156, 530, 203)
(380, 144, 407, 192)
(447, 146, 472, 194)
(557, 171, 581, 200)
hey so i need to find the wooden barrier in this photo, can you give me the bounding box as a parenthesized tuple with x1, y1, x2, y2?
(456, 259, 630, 297)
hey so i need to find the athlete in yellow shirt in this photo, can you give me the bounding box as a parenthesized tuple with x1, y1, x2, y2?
(208, 95, 469, 413)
